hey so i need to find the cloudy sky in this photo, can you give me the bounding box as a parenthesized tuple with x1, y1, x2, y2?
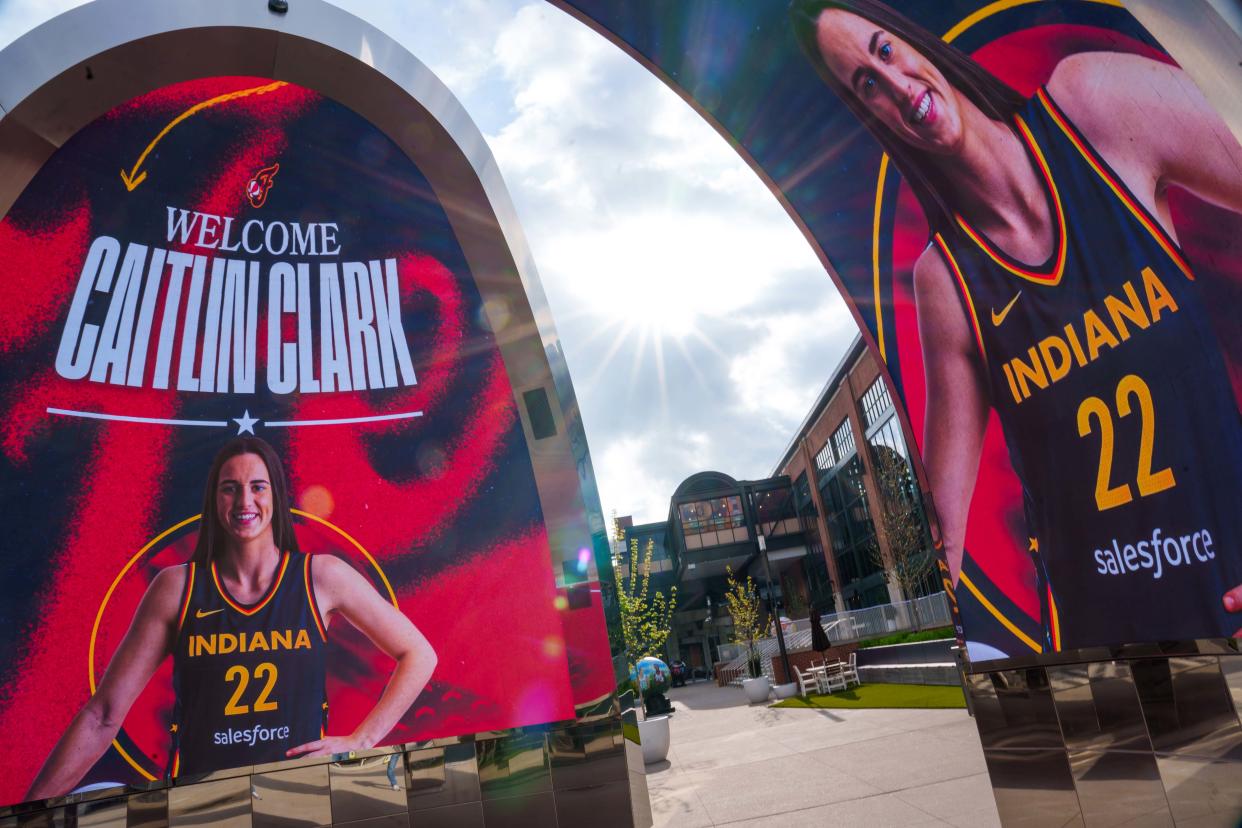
(0, 0, 856, 524)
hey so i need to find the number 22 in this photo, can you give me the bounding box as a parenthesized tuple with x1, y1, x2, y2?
(224, 662, 279, 716)
(1076, 374, 1176, 512)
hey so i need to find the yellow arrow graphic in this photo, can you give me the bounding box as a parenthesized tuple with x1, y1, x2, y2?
(120, 80, 288, 192)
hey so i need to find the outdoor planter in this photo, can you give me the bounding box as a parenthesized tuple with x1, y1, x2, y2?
(638, 714, 671, 764)
(742, 676, 771, 703)
(772, 681, 798, 700)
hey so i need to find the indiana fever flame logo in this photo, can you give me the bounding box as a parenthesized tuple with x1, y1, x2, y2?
(246, 162, 280, 208)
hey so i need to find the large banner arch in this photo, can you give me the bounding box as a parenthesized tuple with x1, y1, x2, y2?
(549, 0, 1242, 663)
(0, 0, 623, 807)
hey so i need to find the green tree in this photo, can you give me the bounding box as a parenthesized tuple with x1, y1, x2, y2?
(724, 566, 768, 678)
(611, 521, 677, 674)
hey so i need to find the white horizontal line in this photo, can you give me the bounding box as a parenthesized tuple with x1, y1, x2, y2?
(47, 407, 229, 427)
(265, 410, 424, 427)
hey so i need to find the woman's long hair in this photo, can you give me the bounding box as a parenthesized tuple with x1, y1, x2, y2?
(789, 0, 1026, 235)
(192, 436, 300, 566)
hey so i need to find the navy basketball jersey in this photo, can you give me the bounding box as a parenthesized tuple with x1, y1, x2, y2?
(934, 87, 1242, 651)
(169, 551, 328, 777)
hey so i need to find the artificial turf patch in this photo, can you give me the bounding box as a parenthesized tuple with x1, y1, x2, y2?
(772, 683, 966, 709)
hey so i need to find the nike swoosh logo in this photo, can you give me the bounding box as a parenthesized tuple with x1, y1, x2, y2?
(991, 290, 1022, 326)
(195, 608, 225, 618)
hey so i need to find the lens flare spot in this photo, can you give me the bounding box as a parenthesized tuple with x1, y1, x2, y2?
(300, 484, 334, 518)
(553, 594, 569, 611)
(542, 636, 565, 659)
(481, 297, 510, 332)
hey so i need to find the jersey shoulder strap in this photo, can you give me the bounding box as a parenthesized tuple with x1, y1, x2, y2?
(929, 234, 988, 367)
(1030, 87, 1192, 280)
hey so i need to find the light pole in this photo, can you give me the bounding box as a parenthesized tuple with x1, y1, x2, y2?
(703, 594, 713, 682)
(757, 533, 792, 683)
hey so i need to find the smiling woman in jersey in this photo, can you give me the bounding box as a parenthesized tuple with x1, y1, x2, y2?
(26, 436, 437, 799)
(791, 0, 1242, 651)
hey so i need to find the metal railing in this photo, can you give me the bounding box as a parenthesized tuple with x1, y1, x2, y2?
(716, 592, 952, 686)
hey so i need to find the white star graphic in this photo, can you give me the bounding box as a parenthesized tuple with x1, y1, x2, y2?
(233, 410, 259, 435)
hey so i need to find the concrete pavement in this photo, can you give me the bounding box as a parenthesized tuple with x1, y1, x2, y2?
(645, 682, 1001, 827)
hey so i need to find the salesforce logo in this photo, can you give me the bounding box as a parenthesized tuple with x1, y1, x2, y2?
(212, 724, 291, 747)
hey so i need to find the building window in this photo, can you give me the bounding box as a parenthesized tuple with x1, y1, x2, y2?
(814, 441, 834, 473)
(793, 472, 817, 519)
(754, 486, 798, 538)
(867, 412, 939, 600)
(867, 417, 916, 496)
(804, 536, 834, 613)
(860, 377, 894, 430)
(678, 495, 748, 550)
(831, 418, 856, 462)
(820, 454, 882, 594)
(678, 496, 744, 533)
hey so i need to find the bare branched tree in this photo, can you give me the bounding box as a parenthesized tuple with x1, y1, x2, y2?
(869, 444, 935, 629)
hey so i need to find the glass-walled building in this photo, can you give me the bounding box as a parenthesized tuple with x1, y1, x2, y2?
(773, 335, 939, 611)
(615, 335, 940, 674)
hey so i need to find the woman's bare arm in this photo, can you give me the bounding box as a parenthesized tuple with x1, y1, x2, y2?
(913, 247, 990, 585)
(1050, 52, 1242, 217)
(287, 556, 436, 758)
(26, 566, 185, 801)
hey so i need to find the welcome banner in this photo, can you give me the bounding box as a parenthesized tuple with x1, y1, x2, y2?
(0, 75, 596, 803)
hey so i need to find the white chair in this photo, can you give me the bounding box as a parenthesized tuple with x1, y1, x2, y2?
(841, 651, 861, 688)
(794, 665, 821, 696)
(826, 665, 849, 694)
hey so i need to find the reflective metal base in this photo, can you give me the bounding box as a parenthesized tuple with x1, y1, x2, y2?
(966, 641, 1242, 825)
(0, 717, 646, 827)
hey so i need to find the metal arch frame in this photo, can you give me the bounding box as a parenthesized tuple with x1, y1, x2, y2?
(0, 0, 626, 803)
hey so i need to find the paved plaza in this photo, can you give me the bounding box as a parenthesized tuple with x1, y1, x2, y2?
(645, 682, 1001, 827)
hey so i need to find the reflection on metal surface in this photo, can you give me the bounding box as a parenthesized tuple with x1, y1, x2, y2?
(250, 764, 330, 828)
(965, 672, 1003, 751)
(1068, 750, 1171, 827)
(73, 798, 127, 828)
(983, 749, 1082, 827)
(174, 764, 256, 788)
(969, 652, 1242, 827)
(167, 776, 250, 827)
(477, 734, 551, 800)
(125, 790, 167, 828)
(549, 721, 626, 791)
(1049, 662, 1151, 752)
(554, 780, 633, 828)
(328, 752, 407, 825)
(1, 797, 130, 828)
(406, 802, 484, 828)
(5, 807, 61, 827)
(480, 792, 558, 828)
(1155, 753, 1242, 824)
(328, 815, 407, 828)
(1220, 654, 1242, 725)
(973, 668, 1062, 750)
(1133, 657, 1242, 756)
(405, 743, 481, 811)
